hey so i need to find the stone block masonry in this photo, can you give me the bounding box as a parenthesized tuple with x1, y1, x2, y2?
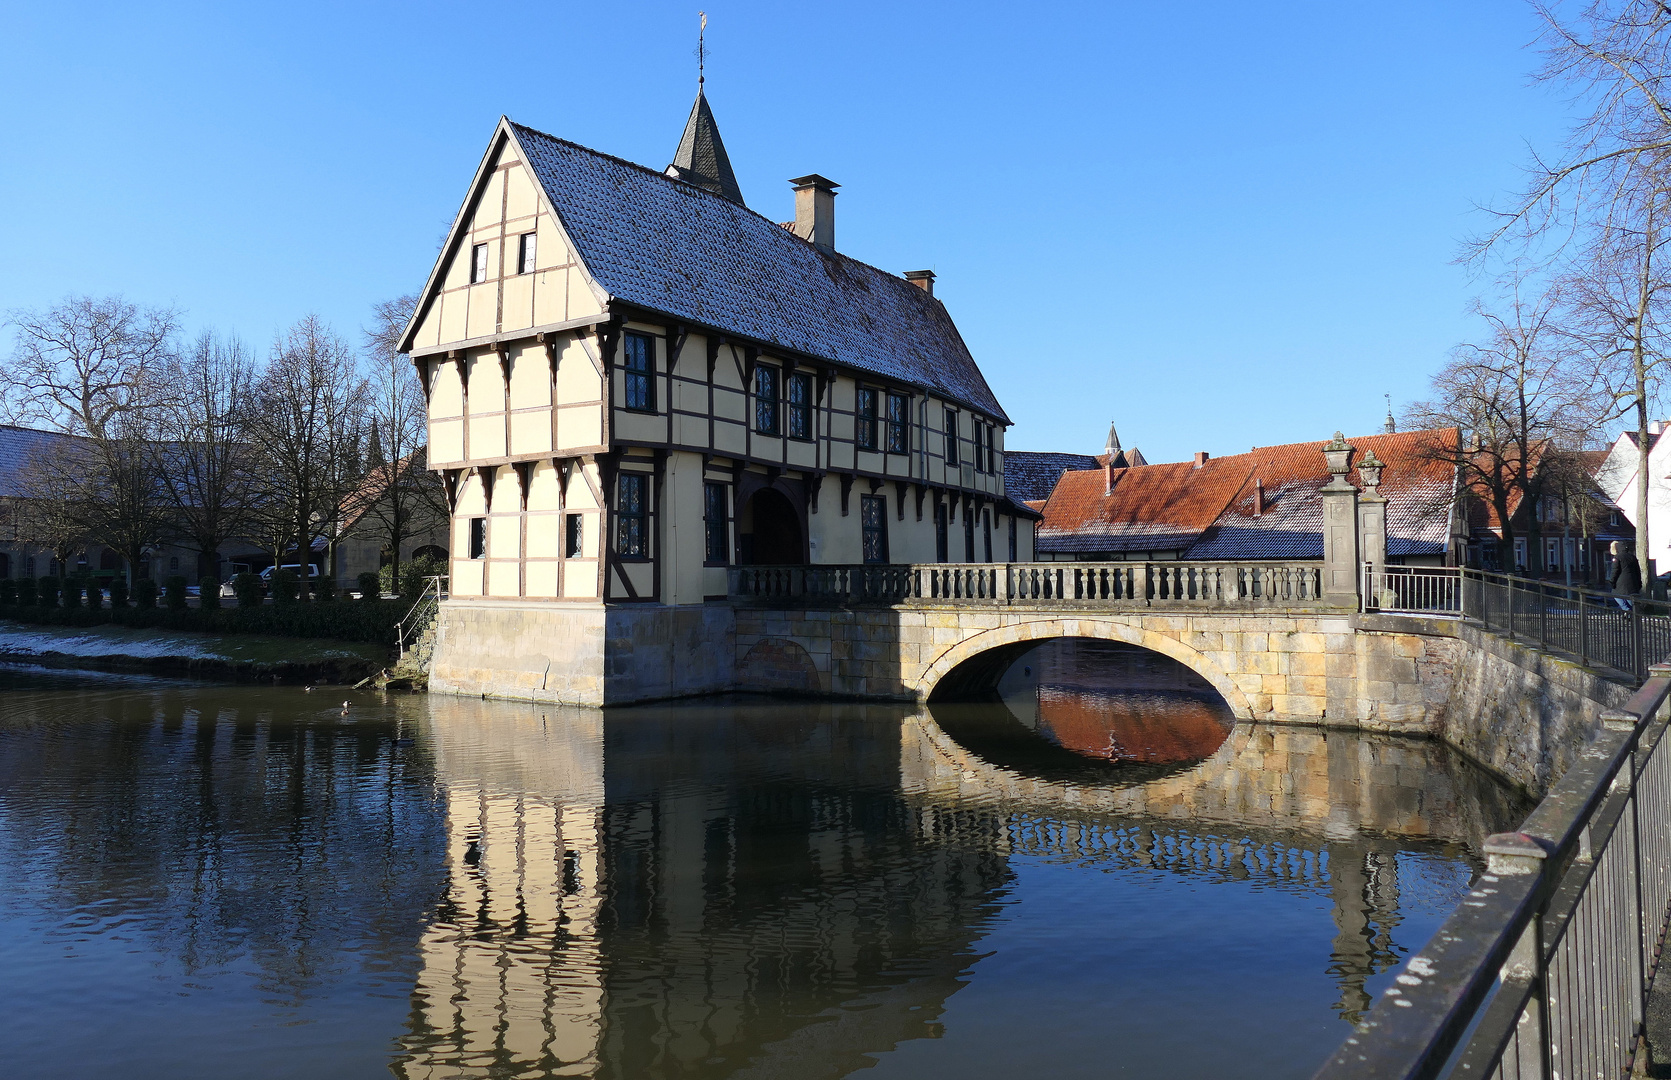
(430, 598, 1631, 797)
(431, 601, 735, 706)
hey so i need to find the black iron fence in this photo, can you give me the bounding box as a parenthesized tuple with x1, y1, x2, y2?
(1362, 566, 1671, 683)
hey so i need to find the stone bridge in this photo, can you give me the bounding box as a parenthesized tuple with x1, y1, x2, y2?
(724, 561, 1635, 793)
(433, 560, 1634, 794)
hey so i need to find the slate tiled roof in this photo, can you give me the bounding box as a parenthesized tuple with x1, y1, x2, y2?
(1004, 451, 1100, 504)
(508, 121, 1009, 422)
(0, 425, 89, 498)
(1037, 429, 1459, 560)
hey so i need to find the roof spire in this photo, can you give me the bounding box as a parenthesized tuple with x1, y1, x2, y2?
(1104, 420, 1121, 455)
(1384, 393, 1397, 434)
(665, 15, 745, 206)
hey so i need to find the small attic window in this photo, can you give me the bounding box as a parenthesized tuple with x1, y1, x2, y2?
(518, 233, 536, 275)
(471, 243, 488, 284)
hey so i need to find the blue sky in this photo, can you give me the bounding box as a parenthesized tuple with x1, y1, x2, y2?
(0, 1, 1568, 462)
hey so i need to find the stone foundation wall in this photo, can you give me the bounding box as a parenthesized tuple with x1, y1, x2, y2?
(431, 600, 735, 706)
(1439, 623, 1631, 796)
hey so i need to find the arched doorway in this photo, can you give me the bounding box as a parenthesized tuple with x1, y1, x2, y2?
(739, 489, 803, 565)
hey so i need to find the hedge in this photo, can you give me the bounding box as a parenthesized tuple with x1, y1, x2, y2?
(0, 582, 416, 645)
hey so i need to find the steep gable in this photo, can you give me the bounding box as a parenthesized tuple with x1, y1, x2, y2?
(401, 123, 608, 357)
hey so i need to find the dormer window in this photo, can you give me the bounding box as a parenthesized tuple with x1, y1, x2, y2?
(471, 243, 488, 284)
(517, 233, 536, 275)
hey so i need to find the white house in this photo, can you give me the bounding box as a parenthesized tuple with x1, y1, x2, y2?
(1595, 426, 1671, 577)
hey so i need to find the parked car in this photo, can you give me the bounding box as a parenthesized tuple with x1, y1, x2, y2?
(258, 565, 321, 594)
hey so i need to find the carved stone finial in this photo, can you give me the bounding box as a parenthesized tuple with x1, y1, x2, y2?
(1322, 432, 1354, 478)
(1356, 449, 1385, 493)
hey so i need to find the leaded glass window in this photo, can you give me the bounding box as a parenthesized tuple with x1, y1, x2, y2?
(622, 333, 653, 412)
(617, 473, 648, 558)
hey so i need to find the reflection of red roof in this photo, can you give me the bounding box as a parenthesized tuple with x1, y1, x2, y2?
(1035, 687, 1231, 763)
(1037, 428, 1458, 559)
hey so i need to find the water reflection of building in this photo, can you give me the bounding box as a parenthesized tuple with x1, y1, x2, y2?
(397, 682, 1527, 1075)
(905, 710, 1523, 1022)
(397, 699, 1013, 1080)
(592, 705, 1010, 1080)
(394, 699, 606, 1078)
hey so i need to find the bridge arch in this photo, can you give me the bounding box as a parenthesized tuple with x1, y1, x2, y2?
(917, 618, 1253, 719)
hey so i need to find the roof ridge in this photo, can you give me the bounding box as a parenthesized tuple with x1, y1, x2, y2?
(508, 118, 936, 296)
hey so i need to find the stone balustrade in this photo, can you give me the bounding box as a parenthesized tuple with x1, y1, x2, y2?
(729, 561, 1329, 609)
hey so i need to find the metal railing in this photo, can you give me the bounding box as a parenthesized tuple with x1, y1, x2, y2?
(395, 575, 447, 661)
(1362, 566, 1466, 616)
(1312, 662, 1671, 1080)
(729, 560, 1329, 609)
(1360, 567, 1671, 683)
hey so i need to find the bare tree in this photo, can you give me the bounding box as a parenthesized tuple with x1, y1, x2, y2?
(153, 332, 261, 582)
(1408, 284, 1602, 572)
(1470, 2, 1671, 583)
(2, 296, 178, 438)
(354, 294, 444, 587)
(14, 447, 91, 579)
(250, 316, 368, 597)
(1564, 200, 1671, 583)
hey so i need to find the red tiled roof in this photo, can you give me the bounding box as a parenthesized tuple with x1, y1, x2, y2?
(1037, 428, 1459, 559)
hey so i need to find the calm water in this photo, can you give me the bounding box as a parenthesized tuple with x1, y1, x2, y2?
(0, 642, 1530, 1079)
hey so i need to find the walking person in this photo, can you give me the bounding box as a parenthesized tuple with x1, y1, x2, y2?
(1610, 541, 1641, 607)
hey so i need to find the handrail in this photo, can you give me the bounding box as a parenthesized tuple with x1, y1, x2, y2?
(728, 560, 1333, 610)
(395, 575, 447, 660)
(1311, 661, 1671, 1080)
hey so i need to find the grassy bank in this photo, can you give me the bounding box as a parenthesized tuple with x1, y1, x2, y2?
(0, 598, 411, 645)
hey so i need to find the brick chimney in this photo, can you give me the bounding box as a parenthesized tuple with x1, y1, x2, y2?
(1193, 451, 1210, 468)
(789, 174, 838, 252)
(1253, 479, 1264, 517)
(1104, 458, 1116, 495)
(904, 270, 936, 297)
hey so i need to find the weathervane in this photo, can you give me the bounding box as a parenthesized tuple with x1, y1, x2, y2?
(698, 11, 707, 88)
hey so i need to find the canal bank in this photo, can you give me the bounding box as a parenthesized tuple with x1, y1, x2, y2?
(0, 619, 388, 684)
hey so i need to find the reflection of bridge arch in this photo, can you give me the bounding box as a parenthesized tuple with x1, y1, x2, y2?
(919, 619, 1252, 719)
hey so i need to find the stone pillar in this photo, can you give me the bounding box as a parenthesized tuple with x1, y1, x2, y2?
(1356, 449, 1387, 578)
(1320, 432, 1360, 605)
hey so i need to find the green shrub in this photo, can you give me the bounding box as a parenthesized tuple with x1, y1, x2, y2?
(199, 575, 221, 610)
(61, 578, 82, 609)
(233, 573, 262, 609)
(270, 568, 299, 604)
(315, 577, 336, 602)
(357, 572, 382, 601)
(84, 580, 102, 610)
(399, 553, 448, 598)
(108, 576, 129, 608)
(133, 577, 157, 608)
(16, 577, 36, 606)
(38, 577, 59, 608)
(0, 579, 14, 607)
(164, 575, 189, 610)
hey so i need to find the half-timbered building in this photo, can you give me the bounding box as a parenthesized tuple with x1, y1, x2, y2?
(402, 93, 1036, 704)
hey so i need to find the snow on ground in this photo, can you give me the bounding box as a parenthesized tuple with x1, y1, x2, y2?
(0, 621, 382, 664)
